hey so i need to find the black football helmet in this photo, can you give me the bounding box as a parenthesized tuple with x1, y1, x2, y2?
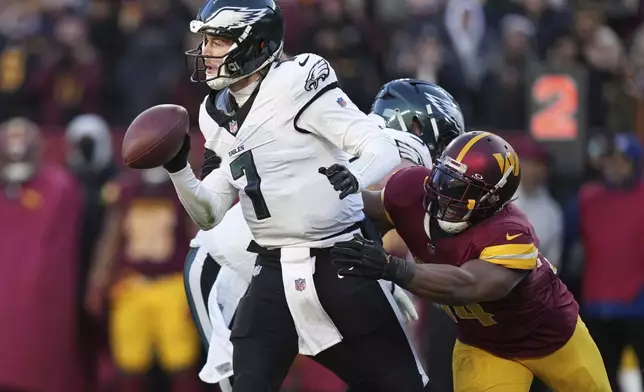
(371, 79, 465, 158)
(425, 131, 521, 233)
(186, 0, 284, 90)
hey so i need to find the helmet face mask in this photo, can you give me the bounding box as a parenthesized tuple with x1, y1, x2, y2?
(186, 34, 250, 90)
(423, 132, 522, 230)
(425, 159, 498, 224)
(185, 0, 284, 90)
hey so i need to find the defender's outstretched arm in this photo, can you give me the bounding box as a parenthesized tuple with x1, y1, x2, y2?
(403, 259, 528, 306)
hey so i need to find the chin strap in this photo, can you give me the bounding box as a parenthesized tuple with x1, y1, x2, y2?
(437, 219, 469, 234)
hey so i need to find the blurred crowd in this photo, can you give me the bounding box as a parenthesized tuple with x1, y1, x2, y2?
(1, 0, 644, 391)
(1, 0, 642, 130)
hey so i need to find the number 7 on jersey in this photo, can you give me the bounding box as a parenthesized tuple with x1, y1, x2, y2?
(230, 150, 271, 220)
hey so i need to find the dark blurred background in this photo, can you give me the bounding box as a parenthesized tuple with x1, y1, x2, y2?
(1, 0, 643, 391)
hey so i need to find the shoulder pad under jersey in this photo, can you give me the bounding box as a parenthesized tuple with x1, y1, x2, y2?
(266, 53, 339, 109)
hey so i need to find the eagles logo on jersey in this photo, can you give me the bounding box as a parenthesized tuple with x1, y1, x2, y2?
(304, 58, 330, 91)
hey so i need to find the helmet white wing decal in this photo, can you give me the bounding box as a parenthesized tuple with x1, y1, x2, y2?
(204, 7, 269, 29)
(394, 139, 425, 167)
(304, 59, 330, 91)
(190, 20, 204, 33)
(424, 92, 465, 133)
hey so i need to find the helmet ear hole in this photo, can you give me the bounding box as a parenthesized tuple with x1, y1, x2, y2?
(411, 117, 423, 138)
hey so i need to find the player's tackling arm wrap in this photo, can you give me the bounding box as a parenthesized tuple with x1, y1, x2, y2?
(296, 76, 400, 190)
(401, 258, 530, 305)
(168, 163, 237, 230)
(402, 262, 478, 305)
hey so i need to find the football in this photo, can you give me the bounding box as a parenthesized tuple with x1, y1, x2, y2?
(122, 104, 189, 169)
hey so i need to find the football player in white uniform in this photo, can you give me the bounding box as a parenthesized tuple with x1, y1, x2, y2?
(184, 130, 426, 390)
(182, 75, 465, 390)
(162, 0, 459, 390)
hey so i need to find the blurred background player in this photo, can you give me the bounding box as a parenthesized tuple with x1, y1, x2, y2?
(575, 132, 644, 391)
(0, 118, 85, 392)
(65, 114, 119, 389)
(512, 139, 563, 270)
(85, 167, 200, 392)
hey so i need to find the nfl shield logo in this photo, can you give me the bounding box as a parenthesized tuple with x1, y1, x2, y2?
(295, 278, 306, 292)
(229, 120, 238, 134)
(336, 97, 347, 107)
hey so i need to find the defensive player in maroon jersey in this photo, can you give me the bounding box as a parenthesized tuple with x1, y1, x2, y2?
(86, 167, 200, 392)
(331, 131, 611, 392)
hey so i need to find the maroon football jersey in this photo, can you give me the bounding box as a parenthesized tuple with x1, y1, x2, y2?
(104, 174, 190, 277)
(382, 166, 579, 359)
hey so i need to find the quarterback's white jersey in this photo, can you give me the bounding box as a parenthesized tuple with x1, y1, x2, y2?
(170, 53, 400, 248)
(191, 129, 432, 273)
(193, 107, 432, 285)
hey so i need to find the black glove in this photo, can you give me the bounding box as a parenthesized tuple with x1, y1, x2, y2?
(200, 148, 222, 180)
(318, 164, 359, 199)
(163, 133, 191, 173)
(331, 234, 416, 287)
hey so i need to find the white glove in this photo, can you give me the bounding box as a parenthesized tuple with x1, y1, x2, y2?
(392, 284, 419, 322)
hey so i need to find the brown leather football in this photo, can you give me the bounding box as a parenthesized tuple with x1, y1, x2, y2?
(122, 104, 189, 169)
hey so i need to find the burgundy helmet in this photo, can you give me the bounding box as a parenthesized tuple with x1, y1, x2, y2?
(424, 131, 521, 232)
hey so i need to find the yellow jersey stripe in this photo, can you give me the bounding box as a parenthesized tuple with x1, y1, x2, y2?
(480, 243, 538, 270)
(483, 257, 537, 270)
(455, 132, 491, 162)
(480, 243, 537, 257)
(380, 188, 395, 226)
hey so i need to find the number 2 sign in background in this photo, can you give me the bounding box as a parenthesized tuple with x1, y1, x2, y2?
(530, 74, 579, 140)
(527, 65, 587, 176)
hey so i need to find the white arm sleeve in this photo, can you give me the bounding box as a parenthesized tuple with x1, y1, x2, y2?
(384, 128, 434, 169)
(297, 89, 400, 190)
(168, 163, 238, 230)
